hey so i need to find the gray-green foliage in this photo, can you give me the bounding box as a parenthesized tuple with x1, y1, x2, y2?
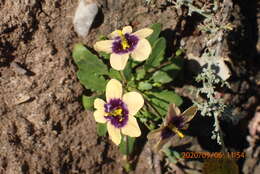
(145, 0, 218, 18)
(190, 0, 233, 145)
(194, 51, 230, 145)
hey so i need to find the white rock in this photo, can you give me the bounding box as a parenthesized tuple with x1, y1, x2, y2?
(73, 0, 98, 37)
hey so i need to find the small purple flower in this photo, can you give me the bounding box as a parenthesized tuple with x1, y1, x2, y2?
(112, 34, 139, 54)
(160, 115, 185, 139)
(104, 99, 129, 128)
(147, 104, 198, 152)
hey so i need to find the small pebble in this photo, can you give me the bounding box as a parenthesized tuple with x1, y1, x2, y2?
(14, 93, 31, 105)
(73, 0, 98, 37)
(10, 62, 27, 75)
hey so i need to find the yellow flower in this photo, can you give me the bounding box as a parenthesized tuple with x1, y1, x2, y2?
(147, 104, 197, 152)
(94, 26, 153, 70)
(94, 79, 144, 145)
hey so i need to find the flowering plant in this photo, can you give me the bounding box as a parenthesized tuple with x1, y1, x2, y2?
(73, 23, 186, 168)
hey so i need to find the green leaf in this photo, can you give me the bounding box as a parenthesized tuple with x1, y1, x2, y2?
(151, 71, 173, 84)
(131, 60, 141, 68)
(119, 136, 135, 155)
(138, 81, 153, 91)
(97, 123, 107, 136)
(77, 70, 107, 92)
(142, 110, 157, 119)
(82, 95, 95, 110)
(127, 80, 137, 89)
(162, 58, 183, 72)
(145, 38, 166, 70)
(164, 147, 182, 160)
(108, 69, 122, 81)
(175, 49, 184, 56)
(150, 96, 169, 116)
(136, 110, 158, 130)
(72, 44, 108, 75)
(123, 61, 133, 81)
(147, 23, 162, 45)
(73, 44, 108, 92)
(173, 151, 181, 159)
(163, 148, 178, 163)
(136, 68, 146, 80)
(161, 57, 183, 80)
(99, 51, 110, 59)
(123, 163, 133, 172)
(149, 90, 183, 106)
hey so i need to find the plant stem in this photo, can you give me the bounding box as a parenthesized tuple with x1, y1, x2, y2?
(126, 136, 129, 161)
(144, 99, 162, 118)
(120, 71, 127, 86)
(172, 1, 212, 18)
(214, 113, 227, 152)
(147, 60, 172, 73)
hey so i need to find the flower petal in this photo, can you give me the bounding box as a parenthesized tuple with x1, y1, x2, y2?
(131, 39, 152, 61)
(94, 110, 106, 123)
(93, 40, 113, 53)
(107, 123, 121, 145)
(106, 79, 123, 102)
(155, 137, 171, 152)
(108, 30, 120, 39)
(182, 105, 198, 123)
(121, 116, 141, 137)
(133, 28, 153, 38)
(164, 104, 181, 126)
(173, 104, 181, 115)
(123, 92, 144, 116)
(94, 98, 105, 110)
(110, 53, 129, 70)
(122, 26, 132, 34)
(147, 127, 164, 139)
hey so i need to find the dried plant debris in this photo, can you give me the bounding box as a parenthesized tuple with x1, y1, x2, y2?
(249, 106, 260, 139)
(203, 158, 239, 174)
(73, 0, 98, 37)
(246, 106, 260, 155)
(243, 106, 260, 174)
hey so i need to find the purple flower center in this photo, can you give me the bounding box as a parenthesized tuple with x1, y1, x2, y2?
(104, 98, 129, 128)
(161, 116, 185, 139)
(170, 116, 185, 129)
(161, 127, 174, 139)
(112, 33, 139, 54)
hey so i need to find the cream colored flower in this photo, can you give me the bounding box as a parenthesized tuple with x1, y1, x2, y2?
(94, 79, 144, 145)
(94, 26, 153, 70)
